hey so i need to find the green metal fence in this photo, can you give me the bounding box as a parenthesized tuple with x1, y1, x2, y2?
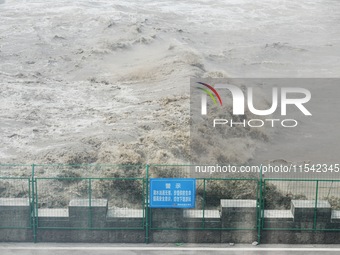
(1, 164, 340, 243)
(32, 164, 146, 236)
(148, 178, 260, 230)
(0, 177, 32, 230)
(147, 164, 262, 243)
(262, 179, 340, 231)
(0, 165, 33, 231)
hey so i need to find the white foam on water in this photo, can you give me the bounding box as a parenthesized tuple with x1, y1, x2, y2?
(0, 0, 339, 165)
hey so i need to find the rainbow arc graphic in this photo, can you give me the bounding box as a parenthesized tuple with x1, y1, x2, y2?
(196, 82, 223, 106)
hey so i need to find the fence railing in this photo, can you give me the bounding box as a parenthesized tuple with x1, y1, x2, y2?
(0, 164, 340, 243)
(262, 179, 340, 231)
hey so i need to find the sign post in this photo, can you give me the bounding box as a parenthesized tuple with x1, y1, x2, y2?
(149, 178, 196, 208)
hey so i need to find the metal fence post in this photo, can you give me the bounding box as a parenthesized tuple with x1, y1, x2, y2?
(202, 179, 206, 228)
(88, 178, 92, 229)
(314, 180, 319, 230)
(31, 164, 37, 243)
(145, 164, 150, 244)
(257, 164, 263, 244)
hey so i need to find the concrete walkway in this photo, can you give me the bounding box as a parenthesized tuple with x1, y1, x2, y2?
(2, 244, 340, 255)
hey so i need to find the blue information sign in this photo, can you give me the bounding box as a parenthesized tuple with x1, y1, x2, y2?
(149, 178, 196, 208)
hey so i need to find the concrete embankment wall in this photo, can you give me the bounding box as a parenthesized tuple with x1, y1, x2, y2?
(1, 198, 340, 244)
